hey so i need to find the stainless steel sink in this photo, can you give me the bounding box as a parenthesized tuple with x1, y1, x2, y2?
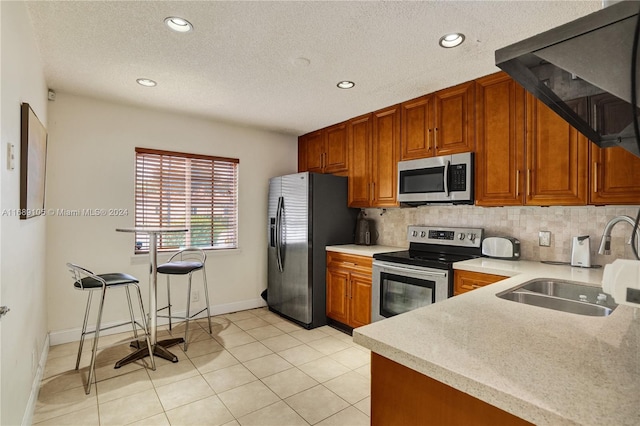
(496, 279, 617, 316)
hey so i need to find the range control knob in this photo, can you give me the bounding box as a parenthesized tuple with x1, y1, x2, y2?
(420, 231, 427, 238)
(467, 233, 476, 242)
(411, 230, 418, 237)
(458, 233, 465, 240)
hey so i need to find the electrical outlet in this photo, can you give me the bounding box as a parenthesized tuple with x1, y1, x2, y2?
(539, 231, 551, 247)
(192, 290, 200, 302)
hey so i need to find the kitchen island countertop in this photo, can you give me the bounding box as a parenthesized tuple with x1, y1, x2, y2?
(354, 258, 640, 425)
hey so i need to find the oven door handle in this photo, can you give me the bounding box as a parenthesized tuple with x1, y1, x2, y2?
(374, 262, 447, 278)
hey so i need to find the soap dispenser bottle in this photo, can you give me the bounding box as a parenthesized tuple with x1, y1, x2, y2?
(571, 235, 591, 268)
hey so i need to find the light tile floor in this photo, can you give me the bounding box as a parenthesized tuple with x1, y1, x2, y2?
(34, 308, 371, 425)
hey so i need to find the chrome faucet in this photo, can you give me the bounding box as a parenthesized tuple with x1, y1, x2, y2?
(597, 215, 640, 258)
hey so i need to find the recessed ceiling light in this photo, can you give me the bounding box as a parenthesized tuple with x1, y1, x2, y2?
(337, 81, 355, 89)
(164, 16, 193, 33)
(439, 33, 465, 48)
(136, 78, 157, 87)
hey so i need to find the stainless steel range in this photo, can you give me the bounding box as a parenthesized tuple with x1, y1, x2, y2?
(371, 225, 483, 322)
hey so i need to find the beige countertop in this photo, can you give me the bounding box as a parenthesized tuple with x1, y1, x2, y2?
(353, 258, 640, 425)
(325, 244, 406, 257)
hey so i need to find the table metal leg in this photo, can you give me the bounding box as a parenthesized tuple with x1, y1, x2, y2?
(116, 337, 185, 368)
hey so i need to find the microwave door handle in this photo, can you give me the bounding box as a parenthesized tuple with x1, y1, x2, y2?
(443, 160, 450, 197)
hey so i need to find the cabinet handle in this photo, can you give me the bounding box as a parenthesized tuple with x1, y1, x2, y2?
(515, 170, 520, 196)
(526, 169, 531, 197)
(471, 284, 481, 289)
(593, 162, 599, 193)
(434, 127, 438, 149)
(371, 182, 375, 201)
(427, 128, 432, 151)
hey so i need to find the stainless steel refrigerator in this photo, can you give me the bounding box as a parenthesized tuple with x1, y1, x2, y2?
(267, 172, 357, 329)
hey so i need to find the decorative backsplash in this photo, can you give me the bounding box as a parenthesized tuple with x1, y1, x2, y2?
(364, 205, 640, 264)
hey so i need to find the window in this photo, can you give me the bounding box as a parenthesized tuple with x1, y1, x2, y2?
(134, 147, 239, 253)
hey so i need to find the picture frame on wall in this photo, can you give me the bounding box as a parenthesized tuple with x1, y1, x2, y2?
(20, 103, 48, 220)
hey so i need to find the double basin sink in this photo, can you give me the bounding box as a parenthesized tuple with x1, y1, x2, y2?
(496, 279, 617, 317)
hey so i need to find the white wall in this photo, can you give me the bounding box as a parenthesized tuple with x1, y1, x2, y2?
(45, 93, 297, 339)
(0, 1, 50, 425)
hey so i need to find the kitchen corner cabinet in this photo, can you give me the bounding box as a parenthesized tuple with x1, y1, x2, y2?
(348, 107, 400, 208)
(454, 270, 508, 296)
(400, 82, 475, 161)
(299, 123, 348, 174)
(326, 252, 372, 328)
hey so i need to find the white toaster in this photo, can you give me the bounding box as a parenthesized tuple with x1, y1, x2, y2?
(482, 237, 521, 260)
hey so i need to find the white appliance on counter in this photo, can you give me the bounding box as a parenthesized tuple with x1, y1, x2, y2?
(371, 225, 483, 322)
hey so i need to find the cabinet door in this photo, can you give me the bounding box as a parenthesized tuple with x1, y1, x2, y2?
(589, 94, 640, 204)
(591, 145, 640, 204)
(348, 114, 373, 207)
(325, 122, 349, 174)
(453, 270, 508, 296)
(326, 267, 349, 324)
(400, 95, 435, 160)
(434, 82, 475, 155)
(298, 137, 308, 173)
(525, 95, 588, 206)
(305, 130, 325, 173)
(372, 105, 400, 207)
(475, 73, 525, 206)
(349, 272, 372, 328)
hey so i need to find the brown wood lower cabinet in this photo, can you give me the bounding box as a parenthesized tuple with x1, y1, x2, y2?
(371, 353, 532, 426)
(454, 270, 508, 296)
(326, 252, 372, 328)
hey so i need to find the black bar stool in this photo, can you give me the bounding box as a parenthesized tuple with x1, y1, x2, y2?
(157, 248, 212, 350)
(67, 263, 155, 394)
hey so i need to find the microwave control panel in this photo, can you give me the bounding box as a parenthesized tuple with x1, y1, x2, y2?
(450, 164, 467, 191)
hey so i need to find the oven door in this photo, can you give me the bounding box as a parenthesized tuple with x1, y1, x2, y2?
(372, 261, 449, 322)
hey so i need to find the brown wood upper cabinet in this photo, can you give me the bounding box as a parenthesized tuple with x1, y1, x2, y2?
(475, 72, 589, 206)
(298, 122, 348, 174)
(348, 107, 400, 208)
(589, 94, 640, 204)
(400, 81, 475, 160)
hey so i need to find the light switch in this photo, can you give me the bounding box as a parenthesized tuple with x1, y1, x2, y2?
(7, 143, 15, 170)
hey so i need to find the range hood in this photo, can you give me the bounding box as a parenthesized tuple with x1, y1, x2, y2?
(496, 1, 640, 158)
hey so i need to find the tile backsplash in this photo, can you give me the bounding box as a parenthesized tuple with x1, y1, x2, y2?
(364, 205, 640, 265)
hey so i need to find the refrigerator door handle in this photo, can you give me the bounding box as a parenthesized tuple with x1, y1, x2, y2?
(276, 196, 284, 272)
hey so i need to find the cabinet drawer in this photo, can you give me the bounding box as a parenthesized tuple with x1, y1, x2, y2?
(327, 252, 373, 273)
(454, 270, 508, 295)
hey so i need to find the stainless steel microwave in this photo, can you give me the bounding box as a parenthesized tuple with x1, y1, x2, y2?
(397, 152, 474, 205)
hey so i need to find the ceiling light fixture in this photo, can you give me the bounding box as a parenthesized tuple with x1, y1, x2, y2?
(337, 81, 355, 89)
(164, 16, 193, 33)
(439, 33, 465, 48)
(136, 78, 157, 87)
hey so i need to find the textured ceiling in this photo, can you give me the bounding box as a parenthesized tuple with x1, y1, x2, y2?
(25, 1, 602, 136)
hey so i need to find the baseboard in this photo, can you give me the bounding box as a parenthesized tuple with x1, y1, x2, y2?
(49, 298, 267, 346)
(22, 334, 50, 426)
